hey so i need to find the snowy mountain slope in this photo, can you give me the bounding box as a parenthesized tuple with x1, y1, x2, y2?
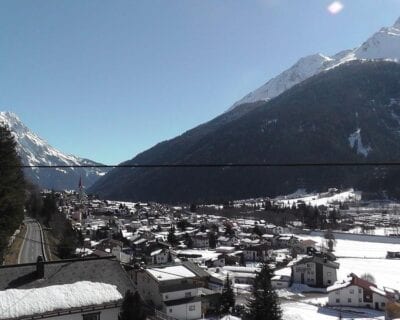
(229, 17, 400, 112)
(0, 111, 108, 190)
(91, 61, 400, 202)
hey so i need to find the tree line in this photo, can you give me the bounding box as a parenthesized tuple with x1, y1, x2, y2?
(0, 125, 25, 262)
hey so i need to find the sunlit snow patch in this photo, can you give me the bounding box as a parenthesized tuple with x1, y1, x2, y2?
(348, 128, 372, 157)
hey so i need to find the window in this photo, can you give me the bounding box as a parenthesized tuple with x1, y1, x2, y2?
(327, 280, 331, 284)
(189, 305, 196, 311)
(359, 298, 362, 302)
(348, 298, 352, 303)
(185, 292, 192, 297)
(165, 295, 169, 299)
(350, 289, 354, 294)
(358, 288, 362, 294)
(169, 309, 173, 313)
(381, 302, 386, 307)
(336, 299, 340, 303)
(82, 313, 100, 320)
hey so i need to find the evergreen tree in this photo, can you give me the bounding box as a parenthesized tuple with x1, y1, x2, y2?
(177, 219, 189, 232)
(324, 229, 336, 252)
(219, 274, 235, 315)
(208, 231, 217, 249)
(167, 226, 178, 246)
(0, 125, 25, 261)
(224, 224, 235, 237)
(245, 263, 281, 320)
(25, 182, 43, 218)
(119, 290, 146, 320)
(190, 203, 197, 212)
(253, 225, 263, 237)
(184, 233, 193, 248)
(41, 192, 57, 226)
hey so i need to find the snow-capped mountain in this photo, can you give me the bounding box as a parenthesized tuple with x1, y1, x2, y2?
(0, 111, 108, 190)
(229, 17, 400, 112)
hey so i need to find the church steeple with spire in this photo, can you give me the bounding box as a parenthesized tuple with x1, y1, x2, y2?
(78, 176, 86, 202)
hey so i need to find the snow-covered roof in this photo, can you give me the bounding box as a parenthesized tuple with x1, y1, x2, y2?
(0, 281, 122, 319)
(150, 249, 163, 256)
(370, 285, 387, 297)
(147, 266, 196, 281)
(327, 278, 352, 292)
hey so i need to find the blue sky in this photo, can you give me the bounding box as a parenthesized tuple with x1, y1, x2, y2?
(2, 0, 400, 164)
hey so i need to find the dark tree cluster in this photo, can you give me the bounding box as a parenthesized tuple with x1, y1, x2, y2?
(0, 125, 26, 261)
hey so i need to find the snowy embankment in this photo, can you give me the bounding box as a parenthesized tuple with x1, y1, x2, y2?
(0, 281, 122, 319)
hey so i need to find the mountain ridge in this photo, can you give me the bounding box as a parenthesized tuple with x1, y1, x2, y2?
(228, 17, 400, 113)
(90, 61, 400, 203)
(0, 111, 108, 190)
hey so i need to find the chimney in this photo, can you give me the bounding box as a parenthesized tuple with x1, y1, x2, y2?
(36, 256, 44, 279)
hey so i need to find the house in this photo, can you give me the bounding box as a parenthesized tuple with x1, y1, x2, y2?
(271, 275, 291, 289)
(296, 239, 318, 254)
(275, 235, 299, 248)
(291, 255, 339, 287)
(242, 244, 272, 262)
(192, 232, 209, 248)
(145, 241, 171, 265)
(327, 273, 396, 310)
(217, 236, 238, 246)
(0, 256, 135, 320)
(136, 264, 203, 320)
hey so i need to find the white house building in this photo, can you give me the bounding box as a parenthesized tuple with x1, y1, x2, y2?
(136, 265, 202, 320)
(328, 273, 399, 311)
(291, 255, 339, 288)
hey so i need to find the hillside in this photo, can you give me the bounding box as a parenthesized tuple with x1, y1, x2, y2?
(90, 61, 400, 203)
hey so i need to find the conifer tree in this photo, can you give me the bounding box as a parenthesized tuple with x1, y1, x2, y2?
(245, 263, 281, 320)
(208, 231, 217, 249)
(119, 290, 146, 320)
(0, 125, 25, 261)
(219, 274, 235, 315)
(167, 226, 178, 246)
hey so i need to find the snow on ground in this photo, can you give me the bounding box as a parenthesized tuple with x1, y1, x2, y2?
(337, 258, 400, 289)
(348, 128, 372, 157)
(302, 297, 329, 306)
(276, 283, 326, 299)
(296, 233, 400, 258)
(275, 189, 361, 207)
(285, 233, 400, 291)
(0, 281, 122, 319)
(282, 302, 384, 320)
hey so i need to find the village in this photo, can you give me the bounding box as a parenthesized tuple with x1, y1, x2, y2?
(2, 188, 400, 320)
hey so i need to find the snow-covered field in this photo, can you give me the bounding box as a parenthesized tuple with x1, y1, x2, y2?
(282, 302, 384, 320)
(296, 233, 400, 258)
(294, 233, 400, 290)
(337, 258, 400, 289)
(275, 189, 361, 207)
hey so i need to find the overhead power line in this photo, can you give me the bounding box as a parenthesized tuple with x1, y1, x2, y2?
(8, 161, 400, 168)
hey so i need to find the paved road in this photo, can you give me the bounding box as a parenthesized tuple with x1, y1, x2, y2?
(18, 219, 45, 264)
